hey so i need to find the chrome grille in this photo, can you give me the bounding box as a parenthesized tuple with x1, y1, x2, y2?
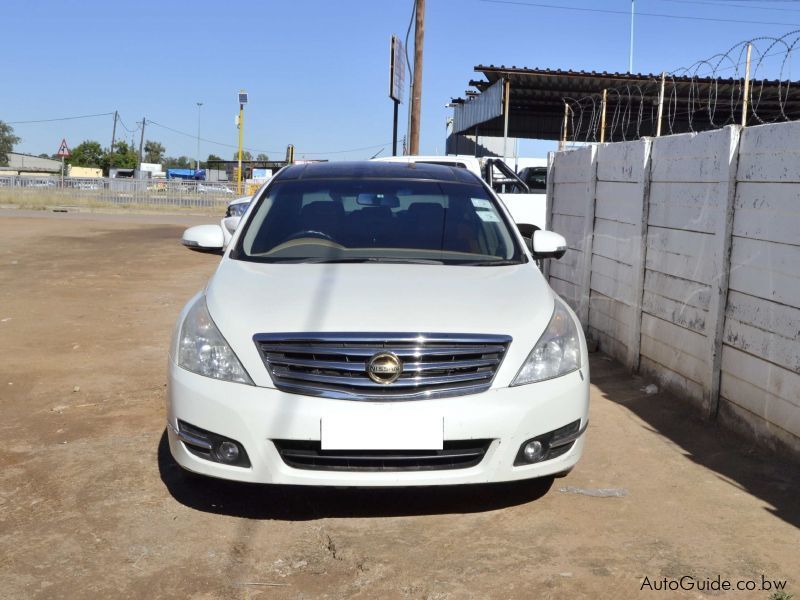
(254, 333, 512, 400)
(273, 439, 493, 471)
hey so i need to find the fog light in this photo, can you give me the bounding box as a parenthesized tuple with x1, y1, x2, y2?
(523, 440, 544, 463)
(217, 441, 240, 463)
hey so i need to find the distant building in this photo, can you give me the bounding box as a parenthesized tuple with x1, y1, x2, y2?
(0, 152, 61, 175)
(67, 165, 103, 178)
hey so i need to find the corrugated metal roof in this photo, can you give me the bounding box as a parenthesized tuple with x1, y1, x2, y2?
(451, 65, 800, 141)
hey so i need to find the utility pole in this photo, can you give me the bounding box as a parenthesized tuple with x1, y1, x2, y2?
(196, 102, 203, 171)
(109, 110, 118, 170)
(629, 0, 635, 73)
(409, 0, 425, 155)
(138, 118, 146, 167)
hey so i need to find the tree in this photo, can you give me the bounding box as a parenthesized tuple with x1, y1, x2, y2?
(200, 154, 224, 169)
(0, 120, 21, 166)
(256, 153, 269, 162)
(233, 150, 253, 161)
(143, 140, 165, 164)
(162, 156, 192, 169)
(105, 140, 138, 171)
(67, 140, 105, 168)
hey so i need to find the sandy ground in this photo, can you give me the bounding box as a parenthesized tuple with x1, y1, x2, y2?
(0, 208, 798, 600)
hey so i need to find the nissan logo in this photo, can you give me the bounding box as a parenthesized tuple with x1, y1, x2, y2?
(367, 352, 403, 384)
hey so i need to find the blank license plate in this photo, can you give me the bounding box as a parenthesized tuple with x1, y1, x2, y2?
(321, 414, 443, 450)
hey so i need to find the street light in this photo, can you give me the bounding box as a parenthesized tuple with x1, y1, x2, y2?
(237, 90, 248, 195)
(196, 102, 203, 172)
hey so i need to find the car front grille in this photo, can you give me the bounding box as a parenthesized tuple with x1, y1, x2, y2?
(254, 333, 512, 400)
(273, 439, 493, 471)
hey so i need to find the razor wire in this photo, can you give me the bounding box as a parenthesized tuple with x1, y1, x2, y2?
(561, 30, 800, 145)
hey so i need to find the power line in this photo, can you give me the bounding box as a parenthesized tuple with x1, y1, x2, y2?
(147, 118, 390, 156)
(480, 0, 800, 26)
(301, 142, 392, 155)
(147, 119, 278, 154)
(116, 114, 139, 134)
(652, 0, 800, 10)
(6, 112, 115, 125)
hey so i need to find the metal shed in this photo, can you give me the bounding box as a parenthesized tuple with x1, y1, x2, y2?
(452, 65, 800, 143)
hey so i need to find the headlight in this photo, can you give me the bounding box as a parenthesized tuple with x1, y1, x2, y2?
(511, 298, 581, 385)
(177, 296, 253, 384)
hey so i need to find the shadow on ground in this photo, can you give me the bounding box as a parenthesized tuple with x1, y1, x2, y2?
(590, 354, 800, 530)
(157, 431, 553, 520)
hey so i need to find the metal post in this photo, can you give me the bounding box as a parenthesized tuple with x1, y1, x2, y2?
(61, 156, 64, 188)
(629, 0, 635, 73)
(559, 103, 569, 151)
(409, 0, 425, 155)
(392, 100, 399, 156)
(196, 102, 203, 171)
(656, 72, 666, 137)
(502, 78, 511, 162)
(742, 42, 752, 127)
(237, 103, 244, 195)
(600, 89, 608, 143)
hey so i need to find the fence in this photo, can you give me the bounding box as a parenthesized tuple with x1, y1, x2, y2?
(547, 120, 800, 457)
(0, 175, 249, 209)
(561, 31, 800, 145)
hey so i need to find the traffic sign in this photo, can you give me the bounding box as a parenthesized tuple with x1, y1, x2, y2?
(56, 138, 71, 158)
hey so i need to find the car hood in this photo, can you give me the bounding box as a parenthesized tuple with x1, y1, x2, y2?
(206, 259, 557, 388)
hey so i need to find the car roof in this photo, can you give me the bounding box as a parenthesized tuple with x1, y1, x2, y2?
(273, 160, 481, 184)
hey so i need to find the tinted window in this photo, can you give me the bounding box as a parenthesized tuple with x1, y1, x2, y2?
(521, 167, 547, 191)
(235, 179, 523, 265)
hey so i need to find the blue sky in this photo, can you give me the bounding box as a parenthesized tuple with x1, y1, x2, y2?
(4, 0, 800, 161)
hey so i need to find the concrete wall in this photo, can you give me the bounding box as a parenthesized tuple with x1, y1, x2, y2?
(720, 121, 800, 451)
(546, 122, 799, 456)
(548, 145, 596, 313)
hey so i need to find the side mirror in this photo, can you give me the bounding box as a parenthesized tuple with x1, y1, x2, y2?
(182, 224, 225, 252)
(531, 230, 567, 260)
(222, 216, 241, 234)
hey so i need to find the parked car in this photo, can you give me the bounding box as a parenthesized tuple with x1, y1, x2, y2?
(518, 166, 547, 191)
(171, 161, 588, 487)
(375, 155, 547, 229)
(224, 195, 251, 218)
(26, 179, 56, 188)
(197, 183, 234, 195)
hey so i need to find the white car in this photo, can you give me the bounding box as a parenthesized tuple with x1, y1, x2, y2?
(170, 161, 588, 487)
(374, 155, 547, 230)
(197, 183, 234, 195)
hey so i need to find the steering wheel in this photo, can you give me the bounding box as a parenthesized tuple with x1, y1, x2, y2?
(281, 230, 340, 244)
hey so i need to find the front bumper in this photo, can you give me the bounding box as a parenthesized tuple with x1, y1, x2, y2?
(166, 361, 589, 486)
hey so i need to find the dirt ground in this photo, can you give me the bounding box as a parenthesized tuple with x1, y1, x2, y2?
(0, 208, 798, 600)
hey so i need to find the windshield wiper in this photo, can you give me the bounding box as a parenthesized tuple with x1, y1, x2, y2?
(303, 257, 444, 265)
(458, 259, 523, 266)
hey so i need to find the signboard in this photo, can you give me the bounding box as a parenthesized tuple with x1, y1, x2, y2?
(252, 168, 272, 180)
(56, 138, 71, 158)
(389, 35, 406, 103)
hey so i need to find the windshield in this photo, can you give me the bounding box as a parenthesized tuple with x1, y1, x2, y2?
(233, 179, 524, 265)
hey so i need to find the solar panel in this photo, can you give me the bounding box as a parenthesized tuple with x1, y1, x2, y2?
(238, 92, 249, 104)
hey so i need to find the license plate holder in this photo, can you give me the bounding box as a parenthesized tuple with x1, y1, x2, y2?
(321, 414, 444, 450)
